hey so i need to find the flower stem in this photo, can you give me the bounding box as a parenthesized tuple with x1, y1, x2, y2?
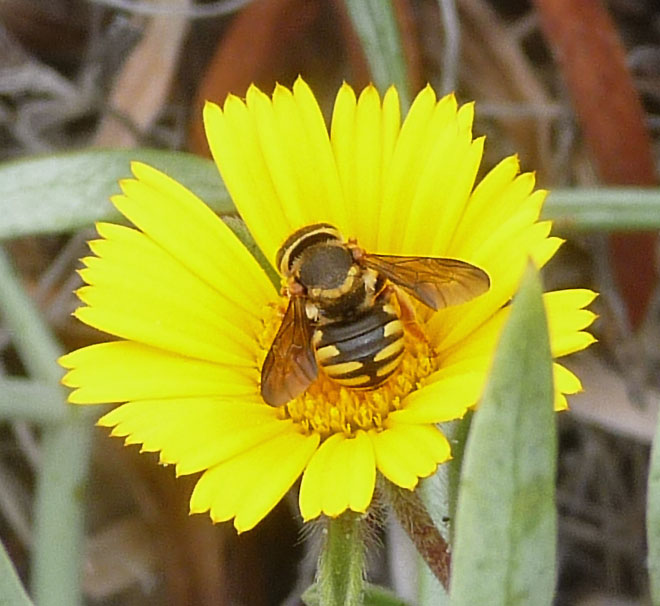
(317, 513, 366, 606)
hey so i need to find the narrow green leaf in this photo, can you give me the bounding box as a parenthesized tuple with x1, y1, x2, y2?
(445, 414, 473, 537)
(450, 265, 556, 606)
(0, 250, 64, 399)
(343, 0, 411, 109)
(0, 538, 33, 606)
(647, 407, 660, 603)
(0, 378, 64, 423)
(32, 412, 95, 606)
(0, 149, 232, 240)
(543, 187, 660, 230)
(0, 250, 95, 606)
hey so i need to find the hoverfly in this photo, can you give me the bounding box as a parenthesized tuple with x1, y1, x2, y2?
(260, 223, 490, 406)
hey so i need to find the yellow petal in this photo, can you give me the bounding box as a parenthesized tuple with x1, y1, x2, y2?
(206, 81, 352, 266)
(299, 430, 375, 520)
(173, 417, 291, 477)
(204, 96, 290, 266)
(350, 85, 384, 249)
(268, 81, 351, 237)
(190, 451, 252, 521)
(545, 289, 598, 357)
(546, 288, 598, 312)
(74, 283, 254, 366)
(299, 433, 343, 520)
(291, 77, 348, 231)
(554, 392, 568, 412)
(551, 332, 597, 357)
(114, 163, 275, 306)
(331, 82, 358, 238)
(98, 397, 283, 475)
(532, 234, 564, 269)
(390, 370, 482, 424)
(78, 249, 254, 340)
(234, 430, 318, 532)
(320, 431, 373, 516)
(190, 429, 319, 532)
(344, 430, 377, 513)
(431, 137, 485, 254)
(378, 85, 440, 253)
(81, 222, 264, 343)
(451, 187, 547, 264)
(433, 306, 507, 368)
(554, 362, 582, 395)
(60, 341, 257, 404)
(250, 84, 309, 230)
(399, 104, 479, 255)
(370, 424, 450, 489)
(449, 158, 531, 254)
(380, 86, 401, 182)
(374, 86, 402, 250)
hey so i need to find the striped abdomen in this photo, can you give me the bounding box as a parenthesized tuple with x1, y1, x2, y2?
(313, 303, 405, 389)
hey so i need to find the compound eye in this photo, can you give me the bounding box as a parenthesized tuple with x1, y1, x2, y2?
(299, 246, 353, 290)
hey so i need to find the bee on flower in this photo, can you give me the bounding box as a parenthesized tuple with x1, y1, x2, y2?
(59, 78, 596, 533)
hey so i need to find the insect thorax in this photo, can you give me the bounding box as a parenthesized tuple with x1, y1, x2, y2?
(276, 223, 344, 277)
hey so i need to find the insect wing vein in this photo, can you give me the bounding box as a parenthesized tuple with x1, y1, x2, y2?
(261, 297, 318, 406)
(363, 254, 490, 310)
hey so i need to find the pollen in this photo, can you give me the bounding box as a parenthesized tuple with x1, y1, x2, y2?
(258, 300, 438, 439)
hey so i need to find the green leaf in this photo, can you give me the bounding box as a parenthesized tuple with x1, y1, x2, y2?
(450, 264, 556, 606)
(0, 379, 64, 423)
(418, 562, 449, 606)
(0, 538, 33, 606)
(0, 248, 64, 393)
(647, 405, 660, 603)
(343, 0, 411, 109)
(0, 250, 95, 606)
(0, 149, 232, 240)
(444, 414, 473, 537)
(416, 418, 469, 606)
(543, 187, 660, 231)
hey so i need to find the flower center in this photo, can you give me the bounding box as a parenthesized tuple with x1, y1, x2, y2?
(258, 300, 437, 438)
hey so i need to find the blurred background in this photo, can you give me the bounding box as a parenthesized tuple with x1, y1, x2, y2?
(0, 0, 659, 604)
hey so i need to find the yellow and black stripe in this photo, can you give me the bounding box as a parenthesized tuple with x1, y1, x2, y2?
(277, 223, 342, 277)
(314, 303, 405, 389)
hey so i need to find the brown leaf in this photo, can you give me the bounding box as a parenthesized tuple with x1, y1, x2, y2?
(188, 0, 355, 155)
(534, 0, 658, 329)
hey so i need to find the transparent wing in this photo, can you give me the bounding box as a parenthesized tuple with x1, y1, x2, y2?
(260, 297, 318, 406)
(363, 254, 490, 311)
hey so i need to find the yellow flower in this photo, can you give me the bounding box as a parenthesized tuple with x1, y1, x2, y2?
(59, 78, 596, 533)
